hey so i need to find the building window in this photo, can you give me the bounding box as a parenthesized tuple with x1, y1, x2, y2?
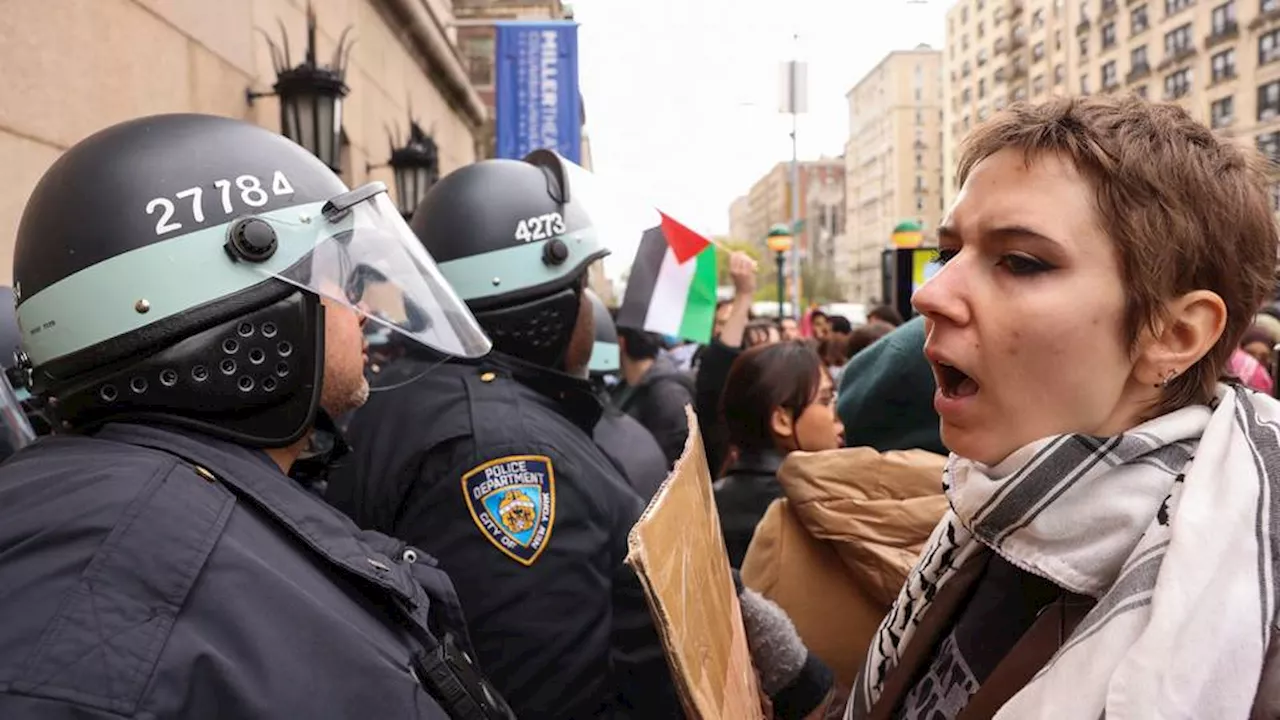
(1135, 84, 1149, 98)
(978, 48, 989, 66)
(963, 87, 972, 103)
(1165, 0, 1193, 14)
(963, 34, 970, 51)
(979, 78, 987, 98)
(963, 60, 972, 77)
(1266, 0, 1280, 12)
(1132, 45, 1150, 71)
(916, 109, 923, 125)
(916, 152, 924, 168)
(1132, 4, 1149, 33)
(1080, 36, 1090, 57)
(962, 5, 969, 22)
(995, 5, 1006, 23)
(1257, 132, 1280, 164)
(977, 0, 985, 8)
(1212, 96, 1235, 127)
(978, 21, 985, 38)
(1102, 60, 1119, 88)
(1081, 74, 1091, 94)
(1033, 8, 1046, 27)
(1212, 1, 1237, 34)
(1013, 86, 1028, 101)
(1213, 48, 1237, 82)
(461, 36, 495, 86)
(1033, 74, 1046, 95)
(1260, 81, 1280, 120)
(1033, 41, 1046, 61)
(978, 105, 990, 120)
(1164, 67, 1193, 99)
(1103, 22, 1118, 49)
(1164, 24, 1193, 57)
(1262, 29, 1280, 65)
(1055, 63, 1066, 84)
(915, 87, 923, 100)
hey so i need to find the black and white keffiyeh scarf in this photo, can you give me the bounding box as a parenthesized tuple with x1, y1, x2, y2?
(847, 383, 1280, 719)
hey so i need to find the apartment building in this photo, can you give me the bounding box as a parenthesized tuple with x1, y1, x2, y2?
(844, 46, 946, 304)
(946, 0, 1280, 211)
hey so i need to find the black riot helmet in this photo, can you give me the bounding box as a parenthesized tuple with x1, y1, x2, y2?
(13, 114, 489, 447)
(585, 289, 619, 377)
(409, 150, 609, 369)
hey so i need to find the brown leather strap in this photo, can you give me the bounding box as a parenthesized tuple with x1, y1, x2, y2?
(955, 594, 1094, 720)
(864, 552, 992, 720)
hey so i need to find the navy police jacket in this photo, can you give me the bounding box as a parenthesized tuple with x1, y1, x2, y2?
(0, 423, 489, 719)
(329, 352, 683, 720)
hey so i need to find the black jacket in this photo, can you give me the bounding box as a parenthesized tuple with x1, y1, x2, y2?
(0, 423, 493, 719)
(329, 352, 682, 720)
(694, 340, 741, 478)
(593, 403, 669, 502)
(615, 355, 693, 467)
(712, 449, 786, 569)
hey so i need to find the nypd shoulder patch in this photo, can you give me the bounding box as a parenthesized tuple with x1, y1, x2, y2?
(461, 455, 556, 566)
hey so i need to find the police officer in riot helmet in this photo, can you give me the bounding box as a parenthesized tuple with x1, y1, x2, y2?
(0, 114, 514, 719)
(329, 151, 684, 719)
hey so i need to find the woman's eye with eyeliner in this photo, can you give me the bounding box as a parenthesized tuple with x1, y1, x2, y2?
(999, 254, 1052, 275)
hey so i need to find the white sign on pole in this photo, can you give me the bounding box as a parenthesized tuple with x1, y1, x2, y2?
(777, 61, 808, 115)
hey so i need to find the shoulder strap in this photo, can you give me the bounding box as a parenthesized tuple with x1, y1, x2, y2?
(956, 594, 1095, 720)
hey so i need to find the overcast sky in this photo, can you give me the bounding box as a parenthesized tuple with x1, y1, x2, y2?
(571, 0, 949, 278)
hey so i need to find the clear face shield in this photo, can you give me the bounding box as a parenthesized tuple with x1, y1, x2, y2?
(259, 183, 491, 388)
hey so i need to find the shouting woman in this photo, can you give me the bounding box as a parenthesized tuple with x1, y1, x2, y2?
(847, 96, 1280, 719)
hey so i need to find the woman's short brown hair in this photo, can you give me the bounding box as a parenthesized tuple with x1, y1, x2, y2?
(957, 95, 1278, 413)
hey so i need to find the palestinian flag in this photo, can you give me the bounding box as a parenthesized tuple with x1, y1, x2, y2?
(616, 212, 717, 343)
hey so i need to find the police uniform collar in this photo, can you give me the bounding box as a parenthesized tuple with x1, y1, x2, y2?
(488, 352, 603, 431)
(91, 422, 425, 604)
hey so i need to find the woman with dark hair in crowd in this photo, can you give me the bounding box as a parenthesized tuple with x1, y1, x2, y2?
(713, 342, 844, 568)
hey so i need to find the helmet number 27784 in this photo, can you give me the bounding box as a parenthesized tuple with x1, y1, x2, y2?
(514, 213, 566, 244)
(144, 171, 296, 237)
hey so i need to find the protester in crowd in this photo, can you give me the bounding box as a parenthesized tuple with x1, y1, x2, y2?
(1227, 344, 1275, 394)
(694, 252, 759, 479)
(616, 325, 695, 467)
(802, 308, 831, 341)
(836, 316, 944, 455)
(848, 96, 1280, 720)
(866, 304, 905, 327)
(586, 290, 669, 501)
(844, 321, 895, 362)
(1241, 325, 1276, 370)
(780, 316, 801, 341)
(714, 342, 844, 568)
(746, 320, 782, 348)
(819, 337, 851, 383)
(740, 416, 947, 700)
(828, 315, 853, 343)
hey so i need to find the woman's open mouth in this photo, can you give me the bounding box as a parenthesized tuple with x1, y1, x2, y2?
(938, 361, 980, 399)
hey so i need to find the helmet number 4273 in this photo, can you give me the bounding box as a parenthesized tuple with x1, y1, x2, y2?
(514, 213, 566, 244)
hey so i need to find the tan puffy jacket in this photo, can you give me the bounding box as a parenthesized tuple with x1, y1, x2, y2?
(740, 447, 948, 691)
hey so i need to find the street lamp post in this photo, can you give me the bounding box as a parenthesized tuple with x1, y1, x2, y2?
(247, 3, 355, 173)
(369, 119, 441, 219)
(767, 224, 794, 321)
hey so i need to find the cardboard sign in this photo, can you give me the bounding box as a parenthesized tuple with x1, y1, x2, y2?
(625, 409, 766, 719)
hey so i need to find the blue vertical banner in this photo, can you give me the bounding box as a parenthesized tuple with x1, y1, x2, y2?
(494, 21, 582, 164)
